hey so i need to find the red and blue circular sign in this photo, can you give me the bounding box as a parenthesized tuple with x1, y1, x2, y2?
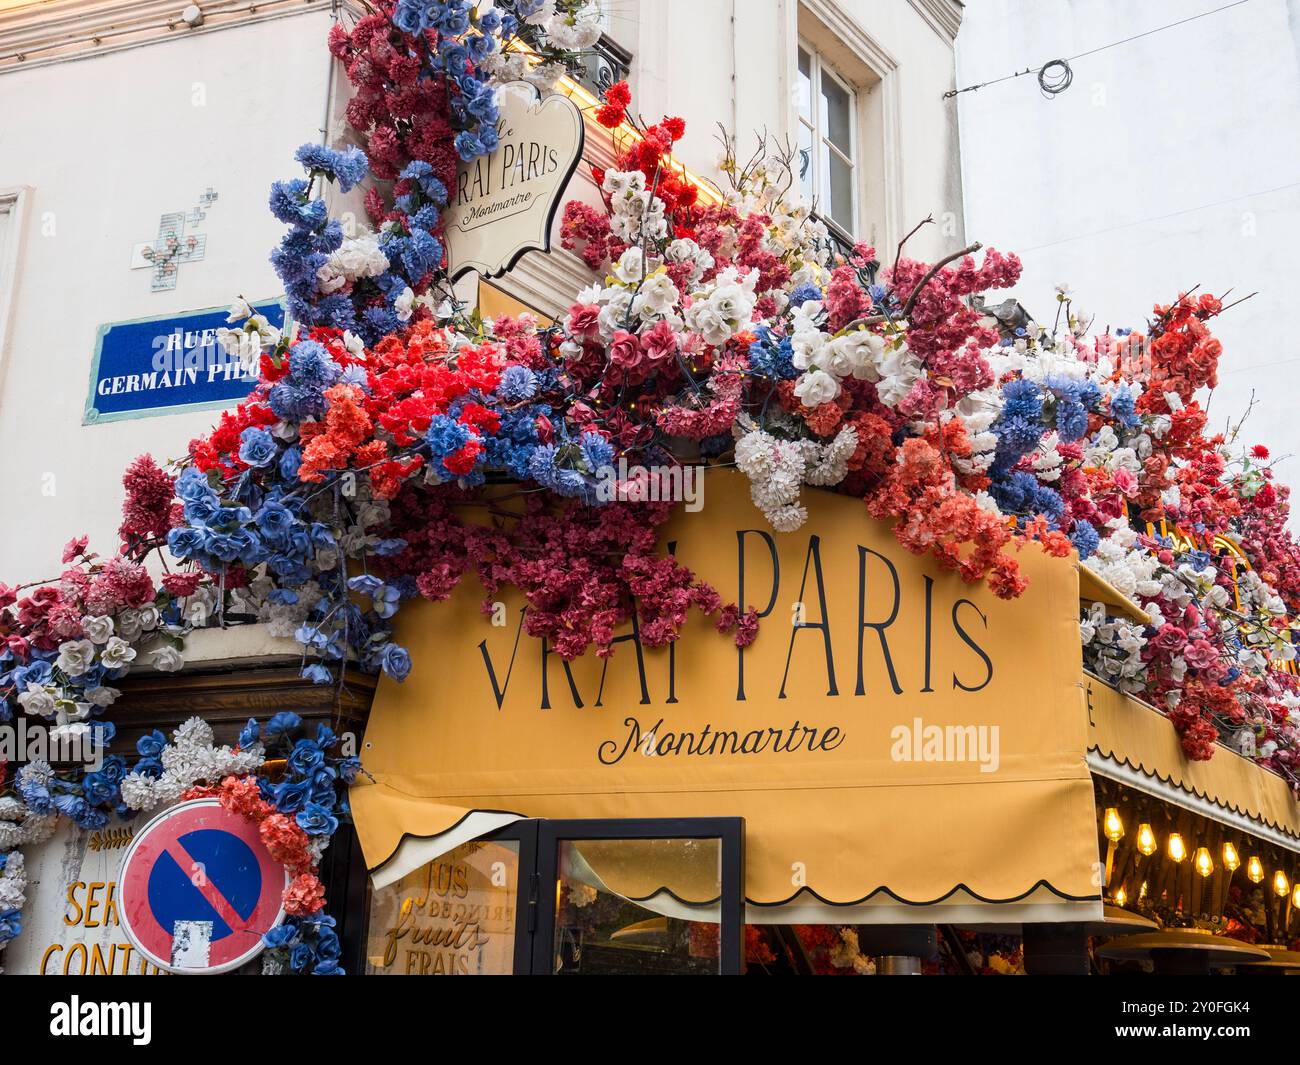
(118, 798, 288, 974)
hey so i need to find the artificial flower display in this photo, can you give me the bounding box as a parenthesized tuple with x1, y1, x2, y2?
(2, 0, 1300, 969)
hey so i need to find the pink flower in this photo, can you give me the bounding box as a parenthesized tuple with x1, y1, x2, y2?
(640, 319, 679, 369)
(1112, 467, 1138, 498)
(1151, 623, 1188, 654)
(566, 303, 601, 337)
(1184, 638, 1219, 671)
(61, 536, 89, 563)
(283, 873, 327, 916)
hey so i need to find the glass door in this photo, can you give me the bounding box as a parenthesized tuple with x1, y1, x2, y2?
(533, 818, 745, 975)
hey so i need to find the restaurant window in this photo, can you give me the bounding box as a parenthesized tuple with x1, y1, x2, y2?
(796, 43, 857, 239)
(362, 817, 745, 975)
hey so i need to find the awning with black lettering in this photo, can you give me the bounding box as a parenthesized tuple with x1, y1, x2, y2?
(351, 470, 1103, 924)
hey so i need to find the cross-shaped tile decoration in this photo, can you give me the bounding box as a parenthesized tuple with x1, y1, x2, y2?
(186, 187, 219, 226)
(131, 211, 207, 292)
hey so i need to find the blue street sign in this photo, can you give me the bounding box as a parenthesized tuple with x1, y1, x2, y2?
(84, 299, 284, 425)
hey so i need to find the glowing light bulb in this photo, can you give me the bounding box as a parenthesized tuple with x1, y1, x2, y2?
(1103, 807, 1124, 842)
(1275, 870, 1290, 898)
(1194, 847, 1214, 878)
(1222, 842, 1240, 872)
(1167, 833, 1187, 863)
(1136, 823, 1157, 856)
(1248, 856, 1265, 883)
(1114, 885, 1127, 907)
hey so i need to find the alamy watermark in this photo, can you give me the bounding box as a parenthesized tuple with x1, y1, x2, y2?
(890, 716, 1000, 773)
(593, 460, 704, 511)
(0, 720, 106, 770)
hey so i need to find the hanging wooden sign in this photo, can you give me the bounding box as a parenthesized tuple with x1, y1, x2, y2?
(445, 82, 585, 280)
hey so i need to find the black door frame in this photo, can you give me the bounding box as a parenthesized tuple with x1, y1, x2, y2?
(347, 815, 746, 975)
(530, 816, 745, 975)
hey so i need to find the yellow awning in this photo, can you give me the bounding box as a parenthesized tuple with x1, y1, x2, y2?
(1078, 565, 1151, 624)
(1085, 673, 1300, 850)
(352, 470, 1102, 921)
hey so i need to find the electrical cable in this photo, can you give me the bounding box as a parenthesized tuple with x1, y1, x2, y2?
(945, 0, 1254, 99)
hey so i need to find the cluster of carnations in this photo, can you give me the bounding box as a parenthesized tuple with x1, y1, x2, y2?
(269, 0, 599, 345)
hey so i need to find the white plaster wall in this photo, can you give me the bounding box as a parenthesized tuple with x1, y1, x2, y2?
(957, 0, 1300, 510)
(0, 10, 334, 580)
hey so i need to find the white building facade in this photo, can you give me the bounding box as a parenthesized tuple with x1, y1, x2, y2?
(957, 0, 1300, 494)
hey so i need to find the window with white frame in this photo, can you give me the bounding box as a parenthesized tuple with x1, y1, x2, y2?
(796, 42, 857, 237)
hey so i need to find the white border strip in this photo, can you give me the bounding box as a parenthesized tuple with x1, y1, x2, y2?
(370, 812, 524, 891)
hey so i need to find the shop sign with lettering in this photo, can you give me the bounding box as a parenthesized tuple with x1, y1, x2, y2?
(445, 82, 584, 280)
(84, 299, 284, 424)
(4, 817, 170, 975)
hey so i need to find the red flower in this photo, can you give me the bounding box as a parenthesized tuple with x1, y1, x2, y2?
(604, 80, 631, 108)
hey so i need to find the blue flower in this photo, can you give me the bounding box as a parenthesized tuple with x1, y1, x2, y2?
(265, 711, 303, 738)
(378, 642, 412, 682)
(239, 718, 261, 749)
(263, 923, 299, 949)
(0, 910, 22, 943)
(1070, 520, 1100, 561)
(296, 801, 340, 837)
(1001, 378, 1043, 422)
(288, 738, 325, 775)
(238, 426, 278, 468)
(789, 283, 822, 306)
(294, 143, 370, 194)
(301, 664, 333, 685)
(137, 729, 167, 758)
(279, 446, 302, 481)
(498, 364, 538, 402)
(287, 341, 341, 389)
(454, 130, 486, 161)
(580, 431, 614, 473)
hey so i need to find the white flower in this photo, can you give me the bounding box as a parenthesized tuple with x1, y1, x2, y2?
(149, 644, 185, 673)
(226, 297, 254, 322)
(612, 246, 645, 285)
(523, 0, 556, 25)
(116, 609, 143, 641)
(632, 271, 679, 318)
(55, 639, 96, 678)
(79, 615, 114, 644)
(601, 169, 646, 200)
(793, 369, 840, 407)
(543, 9, 601, 49)
(99, 636, 137, 670)
(394, 286, 415, 323)
(16, 683, 56, 719)
(83, 686, 120, 708)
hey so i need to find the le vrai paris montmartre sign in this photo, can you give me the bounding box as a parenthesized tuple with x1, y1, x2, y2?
(445, 81, 585, 280)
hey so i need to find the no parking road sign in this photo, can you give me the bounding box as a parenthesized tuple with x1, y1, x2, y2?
(118, 798, 288, 974)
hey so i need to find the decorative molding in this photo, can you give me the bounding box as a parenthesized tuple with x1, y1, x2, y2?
(0, 185, 31, 411)
(800, 0, 899, 84)
(489, 243, 598, 321)
(111, 664, 377, 752)
(0, 0, 331, 74)
(907, 0, 964, 44)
